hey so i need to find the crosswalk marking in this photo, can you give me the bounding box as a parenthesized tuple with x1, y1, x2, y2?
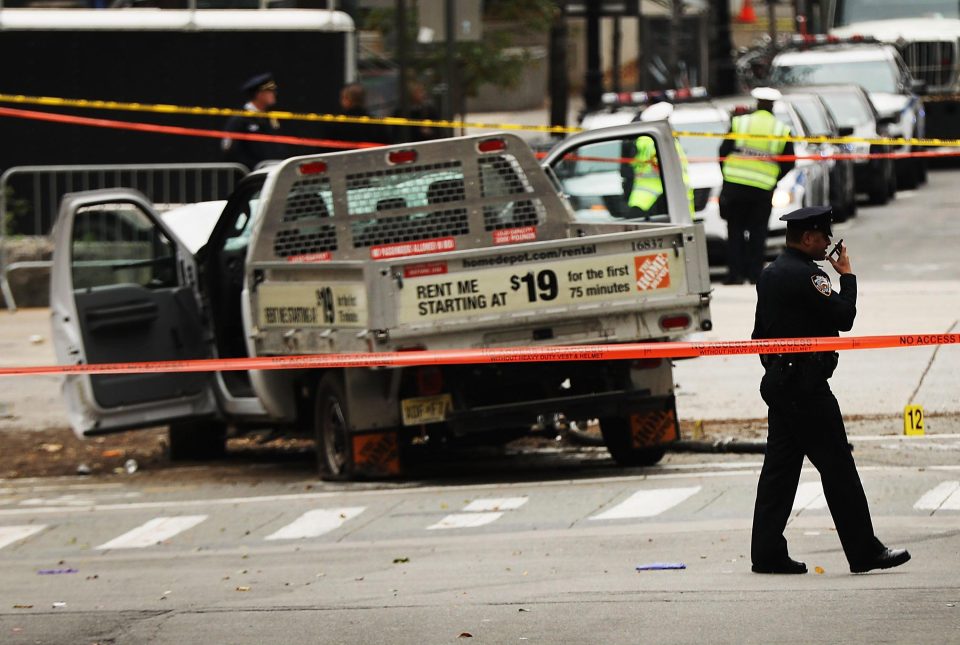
(96, 515, 207, 550)
(0, 525, 46, 550)
(462, 497, 528, 512)
(793, 481, 828, 511)
(428, 512, 503, 530)
(914, 481, 960, 511)
(428, 497, 529, 530)
(265, 507, 366, 540)
(589, 487, 701, 521)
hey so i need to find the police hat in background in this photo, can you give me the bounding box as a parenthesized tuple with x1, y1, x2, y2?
(780, 205, 833, 237)
(751, 87, 782, 102)
(640, 101, 675, 122)
(242, 73, 278, 96)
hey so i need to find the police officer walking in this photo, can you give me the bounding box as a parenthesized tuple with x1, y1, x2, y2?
(222, 73, 285, 170)
(623, 102, 694, 220)
(751, 205, 911, 575)
(719, 87, 795, 284)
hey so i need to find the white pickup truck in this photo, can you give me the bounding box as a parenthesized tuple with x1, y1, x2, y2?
(50, 124, 713, 479)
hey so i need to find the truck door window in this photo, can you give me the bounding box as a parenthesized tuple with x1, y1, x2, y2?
(71, 202, 177, 291)
(554, 134, 669, 222)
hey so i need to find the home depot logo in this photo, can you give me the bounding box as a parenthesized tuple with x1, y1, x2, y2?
(634, 253, 671, 291)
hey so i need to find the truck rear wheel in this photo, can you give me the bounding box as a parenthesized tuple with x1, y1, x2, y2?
(599, 417, 666, 467)
(168, 420, 226, 461)
(315, 373, 355, 481)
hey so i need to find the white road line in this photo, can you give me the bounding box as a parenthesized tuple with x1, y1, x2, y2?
(0, 525, 46, 550)
(428, 512, 503, 530)
(793, 481, 828, 511)
(589, 486, 701, 521)
(264, 507, 365, 541)
(462, 497, 528, 512)
(96, 515, 207, 550)
(914, 481, 960, 511)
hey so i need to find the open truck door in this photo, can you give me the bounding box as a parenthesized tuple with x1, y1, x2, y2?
(50, 189, 218, 438)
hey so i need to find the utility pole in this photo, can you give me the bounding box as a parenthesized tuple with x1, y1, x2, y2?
(396, 0, 408, 120)
(444, 0, 457, 122)
(669, 0, 683, 87)
(583, 1, 603, 112)
(548, 1, 569, 131)
(611, 16, 622, 94)
(767, 0, 777, 43)
(708, 0, 737, 95)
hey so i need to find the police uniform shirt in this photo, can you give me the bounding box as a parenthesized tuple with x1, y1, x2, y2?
(752, 246, 857, 341)
(222, 102, 284, 170)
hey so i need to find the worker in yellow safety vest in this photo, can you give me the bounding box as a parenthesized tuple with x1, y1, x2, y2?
(625, 102, 695, 219)
(719, 86, 795, 284)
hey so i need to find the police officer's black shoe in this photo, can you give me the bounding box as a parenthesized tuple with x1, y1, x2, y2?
(850, 548, 911, 574)
(751, 558, 807, 574)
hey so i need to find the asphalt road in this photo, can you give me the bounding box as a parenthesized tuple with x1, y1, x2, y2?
(2, 170, 960, 644)
(2, 435, 960, 644)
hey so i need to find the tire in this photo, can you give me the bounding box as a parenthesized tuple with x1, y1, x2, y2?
(599, 416, 666, 467)
(896, 158, 918, 189)
(886, 160, 897, 199)
(915, 157, 928, 185)
(867, 170, 889, 205)
(168, 419, 227, 461)
(315, 372, 355, 481)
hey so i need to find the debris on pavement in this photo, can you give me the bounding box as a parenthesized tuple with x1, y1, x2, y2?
(236, 586, 251, 592)
(38, 443, 63, 453)
(392, 557, 409, 564)
(37, 568, 78, 575)
(29, 334, 44, 344)
(124, 458, 138, 474)
(518, 607, 531, 612)
(815, 566, 825, 574)
(12, 604, 33, 609)
(458, 633, 473, 639)
(76, 463, 91, 476)
(51, 601, 66, 608)
(636, 562, 687, 571)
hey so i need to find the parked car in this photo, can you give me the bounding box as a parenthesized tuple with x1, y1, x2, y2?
(769, 40, 927, 188)
(778, 91, 858, 220)
(783, 84, 897, 205)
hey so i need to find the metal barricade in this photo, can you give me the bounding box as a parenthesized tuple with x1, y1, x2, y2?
(0, 162, 249, 312)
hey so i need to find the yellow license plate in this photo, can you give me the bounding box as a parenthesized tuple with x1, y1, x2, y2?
(401, 394, 452, 426)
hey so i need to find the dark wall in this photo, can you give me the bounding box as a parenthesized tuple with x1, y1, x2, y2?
(0, 30, 348, 170)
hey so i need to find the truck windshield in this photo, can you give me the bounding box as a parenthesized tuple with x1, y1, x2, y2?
(818, 93, 871, 128)
(771, 61, 898, 94)
(835, 0, 959, 25)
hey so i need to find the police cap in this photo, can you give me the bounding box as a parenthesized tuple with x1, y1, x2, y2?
(780, 205, 833, 237)
(242, 73, 278, 96)
(751, 87, 782, 102)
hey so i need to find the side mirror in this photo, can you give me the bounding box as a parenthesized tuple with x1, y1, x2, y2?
(837, 126, 855, 137)
(910, 78, 927, 94)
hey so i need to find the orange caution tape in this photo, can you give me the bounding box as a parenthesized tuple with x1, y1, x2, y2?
(0, 105, 384, 150)
(1, 334, 956, 377)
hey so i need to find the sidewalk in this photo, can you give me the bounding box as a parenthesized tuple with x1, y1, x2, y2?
(1, 281, 957, 433)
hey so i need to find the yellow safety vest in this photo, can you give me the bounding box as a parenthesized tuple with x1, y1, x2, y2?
(628, 138, 695, 216)
(721, 110, 790, 191)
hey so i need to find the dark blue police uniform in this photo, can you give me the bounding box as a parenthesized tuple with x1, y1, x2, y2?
(750, 206, 911, 574)
(222, 73, 285, 170)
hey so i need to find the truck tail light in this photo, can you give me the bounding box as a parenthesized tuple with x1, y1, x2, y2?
(299, 161, 327, 175)
(388, 149, 417, 165)
(659, 314, 691, 331)
(416, 366, 444, 396)
(477, 137, 506, 153)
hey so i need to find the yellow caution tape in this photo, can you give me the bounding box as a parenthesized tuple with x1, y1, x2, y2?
(4, 91, 960, 148)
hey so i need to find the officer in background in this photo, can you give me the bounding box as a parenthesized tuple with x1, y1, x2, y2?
(751, 206, 910, 575)
(719, 87, 795, 284)
(222, 73, 285, 171)
(622, 102, 694, 220)
(327, 82, 391, 146)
